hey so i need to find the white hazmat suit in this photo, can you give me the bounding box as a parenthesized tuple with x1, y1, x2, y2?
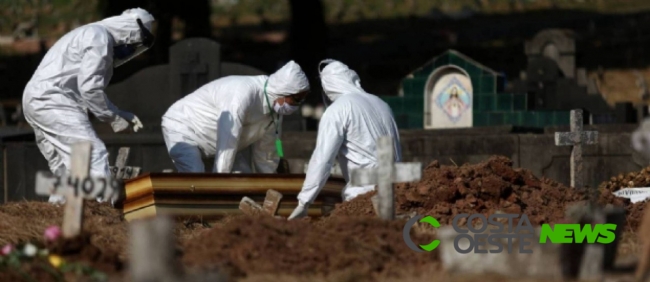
(22, 8, 155, 203)
(288, 60, 402, 219)
(161, 61, 310, 173)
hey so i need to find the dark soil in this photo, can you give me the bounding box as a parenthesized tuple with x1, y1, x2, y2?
(332, 156, 588, 226)
(0, 155, 646, 281)
(182, 215, 438, 279)
(598, 167, 650, 230)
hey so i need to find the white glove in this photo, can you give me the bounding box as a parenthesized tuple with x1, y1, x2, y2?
(131, 115, 143, 132)
(288, 202, 309, 220)
(115, 110, 143, 132)
(110, 116, 130, 132)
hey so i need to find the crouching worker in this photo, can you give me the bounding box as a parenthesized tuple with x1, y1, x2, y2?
(162, 61, 310, 173)
(288, 59, 402, 220)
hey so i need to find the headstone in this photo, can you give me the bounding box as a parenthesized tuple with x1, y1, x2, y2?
(105, 38, 223, 125)
(35, 141, 120, 238)
(424, 67, 473, 129)
(525, 29, 575, 79)
(437, 226, 563, 279)
(104, 39, 305, 133)
(560, 203, 625, 280)
(170, 38, 221, 99)
(350, 136, 422, 220)
(512, 29, 624, 123)
(577, 210, 606, 280)
(554, 109, 598, 192)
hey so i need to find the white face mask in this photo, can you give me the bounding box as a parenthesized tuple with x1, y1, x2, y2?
(273, 101, 299, 115)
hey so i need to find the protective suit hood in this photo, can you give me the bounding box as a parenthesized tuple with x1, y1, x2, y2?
(319, 59, 365, 102)
(95, 8, 155, 67)
(96, 8, 154, 45)
(265, 60, 310, 101)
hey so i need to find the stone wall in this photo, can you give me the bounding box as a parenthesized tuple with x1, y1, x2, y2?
(2, 125, 648, 203)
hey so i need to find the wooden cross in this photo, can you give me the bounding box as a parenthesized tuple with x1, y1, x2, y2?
(35, 141, 120, 238)
(109, 147, 141, 180)
(554, 109, 598, 192)
(239, 189, 283, 217)
(349, 136, 422, 220)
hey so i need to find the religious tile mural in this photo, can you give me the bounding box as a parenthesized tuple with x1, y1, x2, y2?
(382, 50, 570, 129)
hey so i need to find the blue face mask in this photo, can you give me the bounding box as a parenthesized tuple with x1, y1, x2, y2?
(114, 45, 137, 60)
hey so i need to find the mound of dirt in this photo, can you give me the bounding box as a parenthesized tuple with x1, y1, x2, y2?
(333, 156, 587, 226)
(0, 201, 127, 258)
(182, 215, 438, 279)
(0, 201, 215, 280)
(598, 167, 650, 230)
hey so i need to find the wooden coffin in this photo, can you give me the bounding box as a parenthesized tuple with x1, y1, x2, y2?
(123, 173, 347, 221)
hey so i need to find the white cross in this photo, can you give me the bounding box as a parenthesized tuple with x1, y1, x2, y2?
(35, 141, 120, 238)
(554, 109, 598, 193)
(349, 136, 422, 220)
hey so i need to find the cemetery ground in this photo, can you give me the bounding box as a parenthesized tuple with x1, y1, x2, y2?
(0, 156, 648, 281)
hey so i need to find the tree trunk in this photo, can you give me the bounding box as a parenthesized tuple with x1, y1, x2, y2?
(288, 0, 328, 106)
(289, 0, 328, 131)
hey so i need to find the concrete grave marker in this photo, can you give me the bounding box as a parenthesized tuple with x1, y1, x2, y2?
(129, 216, 181, 282)
(129, 216, 227, 282)
(239, 197, 263, 215)
(554, 109, 598, 192)
(437, 226, 563, 280)
(238, 189, 284, 217)
(262, 189, 283, 215)
(35, 141, 120, 238)
(350, 136, 422, 220)
(170, 38, 221, 99)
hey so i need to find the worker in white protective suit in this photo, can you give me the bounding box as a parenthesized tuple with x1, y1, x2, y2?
(161, 61, 310, 173)
(22, 8, 155, 204)
(288, 59, 402, 220)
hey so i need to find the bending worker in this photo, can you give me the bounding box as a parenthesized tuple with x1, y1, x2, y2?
(288, 59, 401, 220)
(22, 8, 155, 204)
(161, 61, 310, 173)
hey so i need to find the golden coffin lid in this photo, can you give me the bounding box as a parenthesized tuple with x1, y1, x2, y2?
(123, 173, 347, 221)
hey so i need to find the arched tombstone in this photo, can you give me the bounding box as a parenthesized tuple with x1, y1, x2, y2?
(542, 43, 561, 62)
(424, 66, 473, 129)
(525, 29, 575, 78)
(103, 38, 310, 131)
